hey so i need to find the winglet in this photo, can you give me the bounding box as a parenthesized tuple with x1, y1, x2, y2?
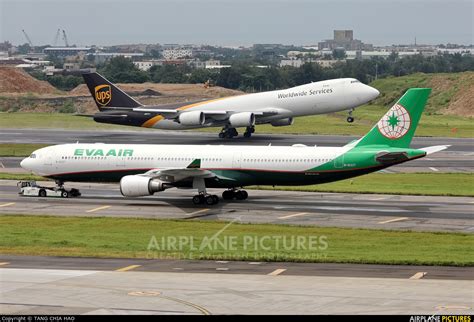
(187, 159, 201, 169)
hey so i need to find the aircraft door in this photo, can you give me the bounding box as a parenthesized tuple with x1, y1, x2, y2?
(334, 154, 344, 168)
(232, 151, 242, 169)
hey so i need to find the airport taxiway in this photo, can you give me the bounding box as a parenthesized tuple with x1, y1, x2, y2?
(1, 180, 472, 232)
(1, 259, 472, 315)
(1, 128, 472, 151)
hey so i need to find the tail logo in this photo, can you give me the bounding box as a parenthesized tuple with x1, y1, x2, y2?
(377, 103, 411, 139)
(94, 84, 112, 106)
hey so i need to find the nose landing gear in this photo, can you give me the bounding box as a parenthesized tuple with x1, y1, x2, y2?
(347, 109, 355, 123)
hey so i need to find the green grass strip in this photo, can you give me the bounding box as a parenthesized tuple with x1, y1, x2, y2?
(0, 215, 472, 266)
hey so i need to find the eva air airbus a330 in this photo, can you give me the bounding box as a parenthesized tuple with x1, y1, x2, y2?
(21, 88, 447, 205)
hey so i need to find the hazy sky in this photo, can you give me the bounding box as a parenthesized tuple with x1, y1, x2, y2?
(1, 0, 472, 46)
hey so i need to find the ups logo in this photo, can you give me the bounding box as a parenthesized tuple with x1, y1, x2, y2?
(94, 84, 112, 106)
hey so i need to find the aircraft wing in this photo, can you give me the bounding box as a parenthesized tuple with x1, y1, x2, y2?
(132, 108, 279, 117)
(139, 159, 237, 184)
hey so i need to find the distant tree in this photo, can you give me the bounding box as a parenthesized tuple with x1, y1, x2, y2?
(99, 56, 149, 83)
(332, 48, 346, 60)
(189, 68, 214, 84)
(17, 43, 31, 54)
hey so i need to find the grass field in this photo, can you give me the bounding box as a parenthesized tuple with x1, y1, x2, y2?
(0, 143, 49, 157)
(0, 215, 472, 266)
(1, 172, 472, 196)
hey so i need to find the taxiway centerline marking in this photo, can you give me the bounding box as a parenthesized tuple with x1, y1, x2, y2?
(268, 269, 287, 276)
(378, 217, 409, 224)
(186, 208, 209, 216)
(429, 167, 439, 172)
(278, 212, 309, 220)
(409, 272, 427, 279)
(0, 202, 15, 208)
(0, 262, 10, 266)
(370, 197, 387, 201)
(86, 205, 111, 213)
(115, 264, 141, 272)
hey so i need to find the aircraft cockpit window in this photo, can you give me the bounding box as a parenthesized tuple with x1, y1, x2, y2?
(30, 154, 36, 158)
(350, 80, 360, 84)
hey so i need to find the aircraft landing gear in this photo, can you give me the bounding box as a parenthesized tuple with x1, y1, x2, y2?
(222, 189, 248, 201)
(192, 193, 219, 205)
(243, 126, 255, 138)
(218, 127, 238, 139)
(192, 177, 219, 205)
(347, 109, 354, 123)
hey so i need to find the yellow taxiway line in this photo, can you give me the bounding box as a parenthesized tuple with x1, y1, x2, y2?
(115, 265, 142, 272)
(86, 205, 111, 213)
(278, 212, 309, 220)
(378, 217, 409, 224)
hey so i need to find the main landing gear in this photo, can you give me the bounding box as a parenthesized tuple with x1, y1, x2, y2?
(192, 193, 219, 205)
(218, 127, 238, 139)
(347, 109, 355, 123)
(243, 126, 255, 138)
(191, 178, 248, 206)
(218, 126, 255, 138)
(222, 189, 248, 200)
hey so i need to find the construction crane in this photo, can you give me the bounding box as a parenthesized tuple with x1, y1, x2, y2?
(62, 29, 69, 47)
(53, 28, 61, 46)
(21, 29, 33, 46)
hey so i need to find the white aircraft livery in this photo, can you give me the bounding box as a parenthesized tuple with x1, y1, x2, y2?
(22, 88, 447, 206)
(83, 73, 380, 138)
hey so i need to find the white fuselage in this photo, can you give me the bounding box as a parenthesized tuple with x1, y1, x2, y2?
(22, 143, 349, 180)
(147, 78, 379, 129)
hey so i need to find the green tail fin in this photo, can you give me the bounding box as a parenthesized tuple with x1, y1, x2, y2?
(354, 88, 431, 148)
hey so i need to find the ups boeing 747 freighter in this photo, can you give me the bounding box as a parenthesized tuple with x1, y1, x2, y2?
(82, 73, 379, 138)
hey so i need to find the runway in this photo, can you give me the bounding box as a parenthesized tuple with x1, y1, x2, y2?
(1, 257, 472, 315)
(1, 128, 472, 151)
(1, 180, 473, 232)
(1, 129, 472, 173)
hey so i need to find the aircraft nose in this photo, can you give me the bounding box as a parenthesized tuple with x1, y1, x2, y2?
(20, 158, 30, 170)
(365, 85, 380, 100)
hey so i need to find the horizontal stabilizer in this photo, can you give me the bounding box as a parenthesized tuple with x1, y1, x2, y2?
(419, 145, 450, 155)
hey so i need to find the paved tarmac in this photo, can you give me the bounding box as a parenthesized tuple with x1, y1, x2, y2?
(1, 128, 472, 151)
(1, 266, 472, 315)
(1, 180, 473, 232)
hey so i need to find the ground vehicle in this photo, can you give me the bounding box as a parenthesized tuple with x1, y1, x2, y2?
(17, 181, 81, 198)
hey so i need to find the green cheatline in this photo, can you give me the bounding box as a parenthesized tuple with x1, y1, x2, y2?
(0, 215, 472, 266)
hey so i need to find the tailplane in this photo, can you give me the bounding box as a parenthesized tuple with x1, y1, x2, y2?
(82, 72, 142, 110)
(353, 88, 431, 148)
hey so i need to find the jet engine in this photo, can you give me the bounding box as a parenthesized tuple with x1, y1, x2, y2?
(270, 117, 294, 127)
(229, 112, 255, 127)
(120, 175, 167, 197)
(178, 111, 205, 126)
